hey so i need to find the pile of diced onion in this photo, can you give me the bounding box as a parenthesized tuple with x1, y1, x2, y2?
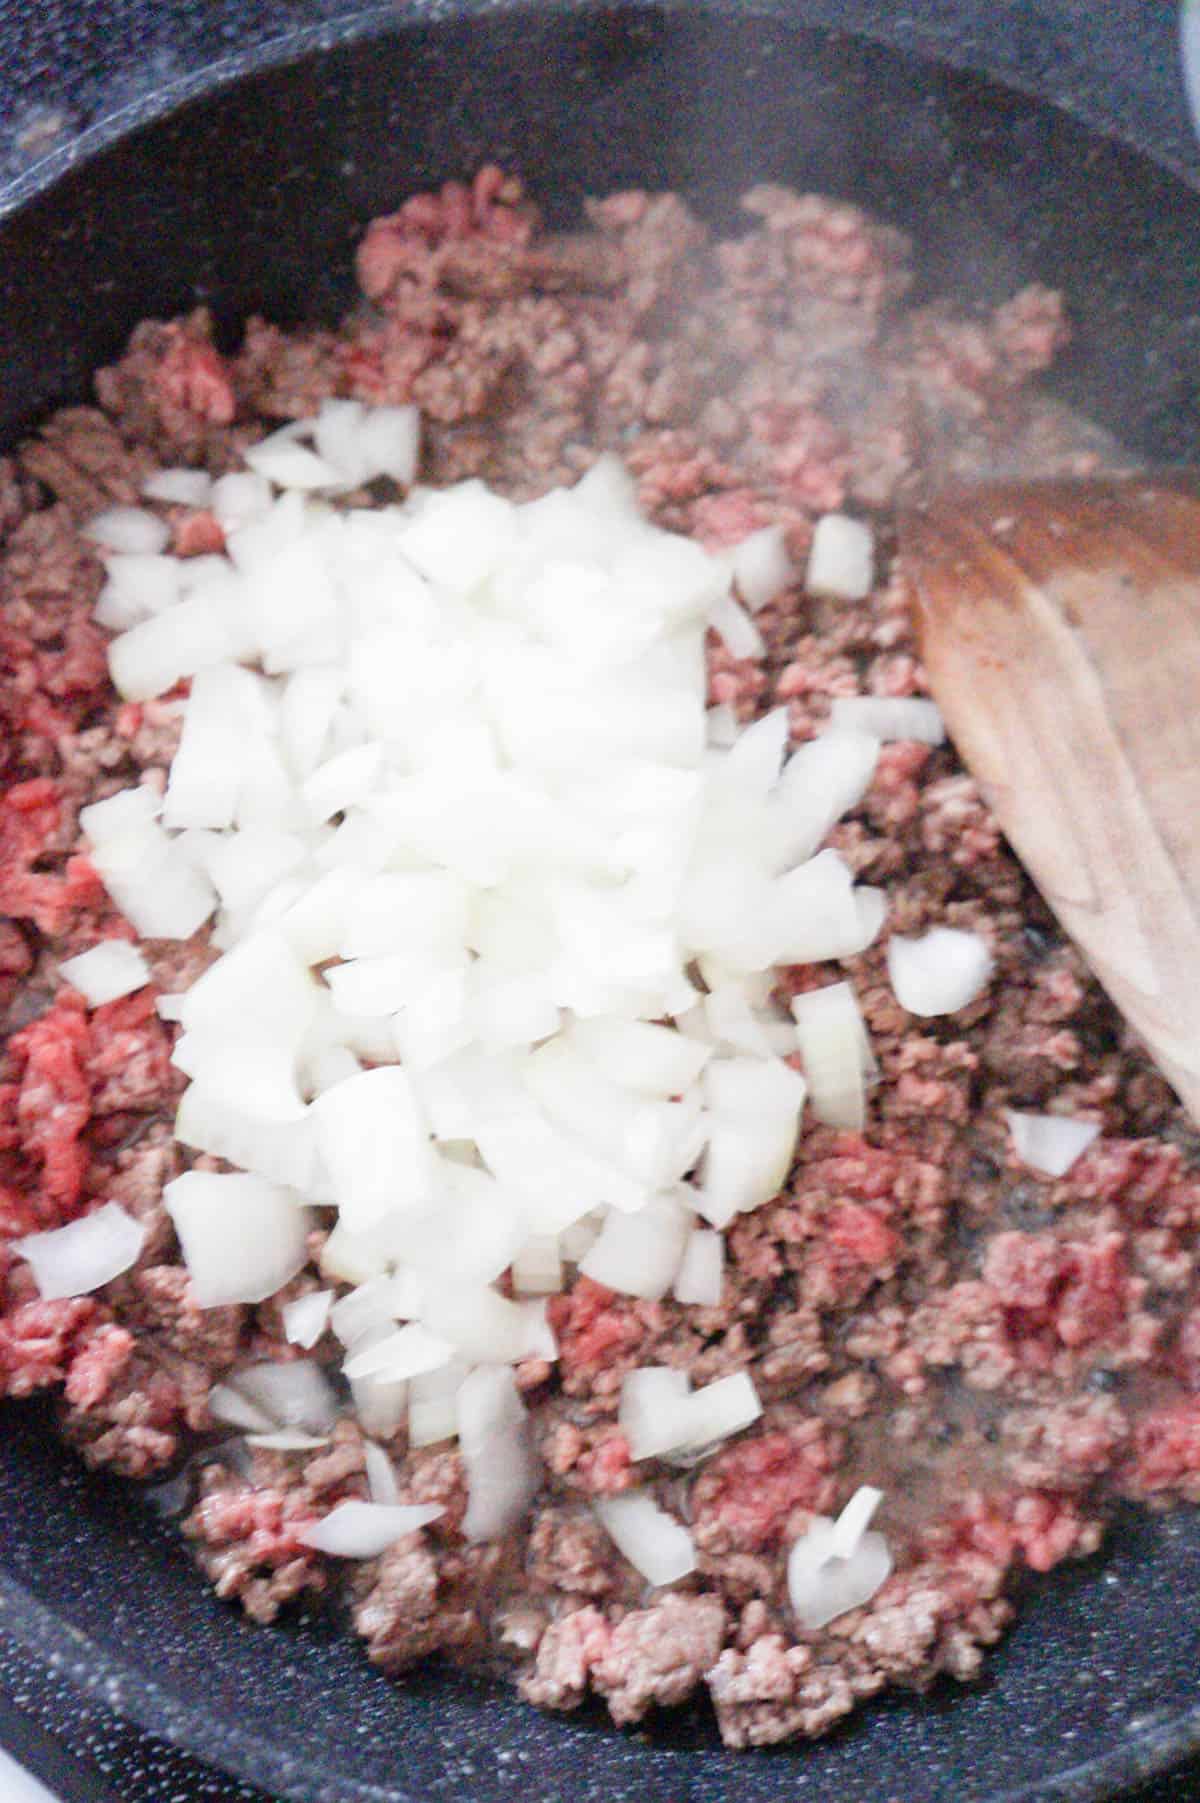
(17, 399, 1038, 1608)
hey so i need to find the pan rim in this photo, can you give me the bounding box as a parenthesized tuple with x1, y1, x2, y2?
(2, 6, 1200, 1798)
(4, 0, 1200, 229)
(4, 1543, 1200, 1803)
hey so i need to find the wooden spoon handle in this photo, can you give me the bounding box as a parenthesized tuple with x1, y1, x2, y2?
(901, 475, 1200, 1125)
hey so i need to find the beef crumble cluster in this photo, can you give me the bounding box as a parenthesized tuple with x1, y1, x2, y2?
(1, 168, 1195, 1747)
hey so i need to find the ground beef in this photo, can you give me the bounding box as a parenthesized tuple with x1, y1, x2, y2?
(2, 167, 1194, 1751)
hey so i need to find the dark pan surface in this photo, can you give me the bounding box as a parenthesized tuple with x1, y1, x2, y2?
(2, 9, 1200, 1800)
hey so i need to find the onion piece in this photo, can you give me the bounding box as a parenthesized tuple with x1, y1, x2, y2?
(1006, 1110, 1101, 1177)
(791, 982, 872, 1131)
(212, 471, 274, 529)
(697, 1057, 806, 1226)
(363, 1440, 401, 1506)
(709, 588, 764, 660)
(350, 1371, 410, 1440)
(142, 467, 214, 508)
(769, 731, 880, 868)
(511, 1234, 563, 1295)
(298, 1500, 444, 1558)
(788, 1523, 893, 1631)
(343, 1323, 454, 1383)
(828, 696, 945, 744)
(107, 591, 251, 701)
(787, 1492, 893, 1630)
(706, 703, 740, 748)
(207, 1383, 276, 1435)
(328, 1272, 423, 1348)
(828, 1484, 884, 1560)
(457, 1365, 538, 1542)
(230, 1360, 339, 1434)
(721, 524, 794, 613)
(673, 1227, 723, 1306)
(162, 664, 261, 830)
(619, 1367, 693, 1462)
(79, 786, 161, 840)
(302, 743, 383, 824)
(84, 813, 217, 941)
(579, 1194, 690, 1300)
(59, 940, 150, 1007)
(805, 513, 874, 601)
(888, 926, 993, 1017)
(14, 1203, 146, 1301)
(671, 1371, 761, 1459)
(93, 553, 183, 630)
(84, 506, 171, 556)
(567, 1017, 712, 1098)
(164, 1171, 312, 1307)
(420, 1279, 531, 1364)
(245, 1431, 331, 1452)
(283, 1290, 333, 1349)
(243, 429, 342, 492)
(593, 1491, 696, 1587)
(409, 1359, 469, 1448)
(312, 1067, 435, 1230)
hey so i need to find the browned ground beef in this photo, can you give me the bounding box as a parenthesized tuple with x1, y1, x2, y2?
(2, 166, 1197, 1749)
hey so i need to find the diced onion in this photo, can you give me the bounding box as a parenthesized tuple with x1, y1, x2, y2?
(593, 1491, 696, 1586)
(805, 513, 874, 601)
(580, 1195, 689, 1300)
(245, 1431, 330, 1452)
(1006, 1110, 1101, 1177)
(82, 432, 942, 1448)
(788, 1488, 892, 1630)
(142, 468, 214, 508)
(457, 1366, 538, 1542)
(93, 554, 182, 630)
(888, 926, 993, 1017)
(84, 506, 172, 556)
(511, 1234, 563, 1295)
(409, 1360, 468, 1448)
(343, 1323, 454, 1383)
(207, 1383, 275, 1434)
(722, 524, 794, 613)
(298, 1500, 443, 1558)
(59, 939, 150, 1007)
(283, 1290, 333, 1348)
(791, 982, 872, 1130)
(420, 1279, 531, 1364)
(243, 429, 343, 492)
(312, 1067, 435, 1231)
(618, 1367, 761, 1463)
(328, 1272, 422, 1348)
(229, 1360, 339, 1434)
(671, 1371, 761, 1458)
(828, 696, 945, 744)
(164, 1172, 312, 1307)
(567, 1018, 711, 1098)
(709, 588, 765, 660)
(363, 1440, 401, 1506)
(828, 1483, 884, 1560)
(350, 1371, 410, 1440)
(15, 1203, 145, 1301)
(618, 1367, 693, 1461)
(673, 1228, 724, 1306)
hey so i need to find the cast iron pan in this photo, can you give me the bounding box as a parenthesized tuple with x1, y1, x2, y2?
(2, 5, 1200, 1800)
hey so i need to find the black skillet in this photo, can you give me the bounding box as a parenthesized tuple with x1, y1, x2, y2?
(2, 3, 1200, 1799)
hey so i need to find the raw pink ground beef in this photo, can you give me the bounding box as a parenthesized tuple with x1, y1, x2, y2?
(1, 168, 1195, 1749)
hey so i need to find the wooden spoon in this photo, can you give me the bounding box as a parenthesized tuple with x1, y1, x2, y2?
(898, 471, 1200, 1126)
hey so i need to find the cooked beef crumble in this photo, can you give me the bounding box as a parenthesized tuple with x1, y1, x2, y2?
(2, 166, 1195, 1749)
